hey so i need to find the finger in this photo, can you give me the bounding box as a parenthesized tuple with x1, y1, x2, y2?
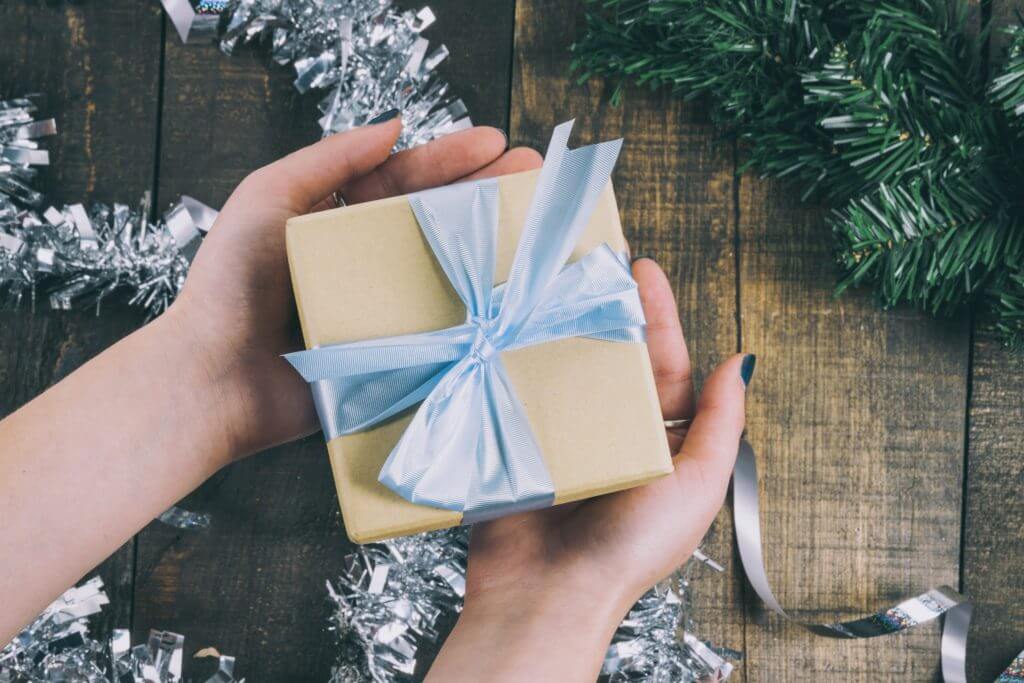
(240, 118, 402, 214)
(338, 126, 508, 204)
(675, 353, 753, 501)
(311, 142, 536, 213)
(460, 146, 543, 180)
(632, 257, 694, 451)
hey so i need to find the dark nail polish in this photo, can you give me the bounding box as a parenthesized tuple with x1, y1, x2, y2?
(631, 254, 654, 264)
(368, 108, 400, 125)
(740, 354, 757, 387)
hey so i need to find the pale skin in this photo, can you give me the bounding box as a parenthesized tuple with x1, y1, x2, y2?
(0, 117, 750, 680)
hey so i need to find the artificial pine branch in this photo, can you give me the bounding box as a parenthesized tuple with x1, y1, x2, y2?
(573, 0, 1024, 346)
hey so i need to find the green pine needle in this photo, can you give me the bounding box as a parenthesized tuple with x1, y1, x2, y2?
(572, 0, 1024, 347)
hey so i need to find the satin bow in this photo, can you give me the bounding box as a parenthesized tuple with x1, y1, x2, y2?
(285, 121, 646, 522)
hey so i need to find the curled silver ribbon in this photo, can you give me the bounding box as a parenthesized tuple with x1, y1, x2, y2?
(734, 439, 1024, 681)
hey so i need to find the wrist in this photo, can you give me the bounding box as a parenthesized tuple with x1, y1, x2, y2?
(143, 304, 251, 470)
(428, 566, 631, 682)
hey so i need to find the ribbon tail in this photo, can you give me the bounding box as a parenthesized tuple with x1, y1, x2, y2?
(461, 358, 554, 523)
(283, 326, 475, 437)
(284, 325, 474, 382)
(378, 358, 485, 512)
(378, 356, 554, 520)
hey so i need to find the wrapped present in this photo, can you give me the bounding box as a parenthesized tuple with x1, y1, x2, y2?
(285, 122, 672, 542)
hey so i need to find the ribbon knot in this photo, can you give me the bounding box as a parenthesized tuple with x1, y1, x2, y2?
(469, 326, 497, 364)
(285, 121, 646, 519)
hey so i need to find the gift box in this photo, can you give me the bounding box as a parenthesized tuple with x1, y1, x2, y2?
(285, 123, 672, 543)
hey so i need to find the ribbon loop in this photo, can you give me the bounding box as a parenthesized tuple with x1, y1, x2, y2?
(286, 121, 643, 518)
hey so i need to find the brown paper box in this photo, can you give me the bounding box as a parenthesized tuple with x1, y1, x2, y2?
(286, 169, 673, 543)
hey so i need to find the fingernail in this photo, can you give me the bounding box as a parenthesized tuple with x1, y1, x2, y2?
(499, 128, 509, 149)
(631, 254, 654, 264)
(368, 108, 400, 125)
(740, 354, 756, 387)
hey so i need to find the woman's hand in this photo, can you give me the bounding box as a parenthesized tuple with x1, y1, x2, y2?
(169, 114, 542, 461)
(0, 114, 543, 643)
(427, 258, 753, 682)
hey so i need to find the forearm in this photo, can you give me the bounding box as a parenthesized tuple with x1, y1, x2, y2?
(427, 581, 629, 682)
(0, 305, 243, 641)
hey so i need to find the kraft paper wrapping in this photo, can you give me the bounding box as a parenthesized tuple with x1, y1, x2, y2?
(286, 169, 672, 543)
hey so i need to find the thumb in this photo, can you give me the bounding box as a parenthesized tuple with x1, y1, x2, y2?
(236, 116, 402, 214)
(674, 353, 754, 502)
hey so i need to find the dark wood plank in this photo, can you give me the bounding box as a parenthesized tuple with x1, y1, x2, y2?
(960, 2, 1024, 679)
(963, 327, 1024, 681)
(0, 0, 163, 634)
(510, 0, 747, 672)
(132, 3, 516, 679)
(738, 184, 969, 678)
(426, 0, 514, 130)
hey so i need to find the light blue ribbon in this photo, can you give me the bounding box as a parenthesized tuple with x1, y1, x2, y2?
(285, 121, 646, 522)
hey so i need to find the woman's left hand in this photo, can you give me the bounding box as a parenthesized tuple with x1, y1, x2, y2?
(0, 116, 542, 643)
(427, 256, 753, 682)
(171, 116, 542, 460)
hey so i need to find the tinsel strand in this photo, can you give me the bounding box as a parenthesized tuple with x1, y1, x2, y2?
(0, 96, 54, 208)
(5, 0, 471, 318)
(0, 577, 242, 683)
(326, 528, 733, 682)
(214, 0, 471, 146)
(0, 96, 214, 318)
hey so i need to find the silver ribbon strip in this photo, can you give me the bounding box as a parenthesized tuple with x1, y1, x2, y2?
(160, 0, 197, 43)
(159, 0, 226, 43)
(734, 439, 1024, 681)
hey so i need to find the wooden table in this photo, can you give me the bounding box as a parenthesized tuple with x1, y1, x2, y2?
(2, 2, 1021, 680)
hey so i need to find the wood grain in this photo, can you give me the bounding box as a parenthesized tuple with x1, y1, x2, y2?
(0, 0, 163, 634)
(131, 3, 515, 679)
(963, 327, 1024, 682)
(960, 2, 1024, 679)
(510, 0, 747, 672)
(738, 179, 969, 679)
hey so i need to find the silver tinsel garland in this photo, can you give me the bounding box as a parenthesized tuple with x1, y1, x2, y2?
(326, 528, 733, 682)
(166, 0, 471, 146)
(0, 96, 54, 207)
(0, 97, 215, 318)
(0, 192, 203, 317)
(0, 577, 242, 683)
(5, 0, 469, 316)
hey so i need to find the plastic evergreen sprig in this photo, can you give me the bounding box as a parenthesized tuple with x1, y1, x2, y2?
(572, 0, 1024, 346)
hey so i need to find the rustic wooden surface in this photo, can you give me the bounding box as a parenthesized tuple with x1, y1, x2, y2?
(961, 4, 1024, 680)
(1, 1, 1021, 680)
